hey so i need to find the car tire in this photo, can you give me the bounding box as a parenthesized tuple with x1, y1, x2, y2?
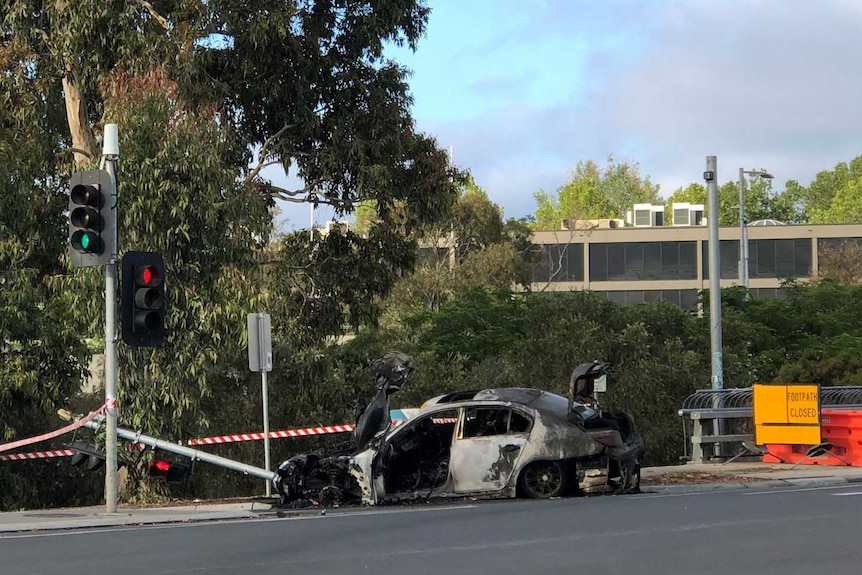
(518, 460, 572, 499)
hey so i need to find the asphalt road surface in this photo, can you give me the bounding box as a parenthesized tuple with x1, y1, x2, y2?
(3, 484, 861, 575)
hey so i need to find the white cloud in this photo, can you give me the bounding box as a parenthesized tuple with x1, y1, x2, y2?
(434, 0, 862, 212)
(587, 0, 862, 194)
(275, 0, 862, 228)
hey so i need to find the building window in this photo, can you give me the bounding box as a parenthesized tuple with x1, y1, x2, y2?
(417, 247, 451, 266)
(532, 243, 584, 283)
(750, 288, 788, 299)
(601, 289, 699, 311)
(590, 241, 697, 281)
(702, 240, 741, 280)
(817, 238, 862, 276)
(749, 238, 812, 278)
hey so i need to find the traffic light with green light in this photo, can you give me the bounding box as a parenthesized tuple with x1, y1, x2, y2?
(121, 251, 166, 347)
(68, 170, 114, 267)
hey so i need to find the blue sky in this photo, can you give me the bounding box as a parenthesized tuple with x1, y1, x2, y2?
(272, 0, 862, 232)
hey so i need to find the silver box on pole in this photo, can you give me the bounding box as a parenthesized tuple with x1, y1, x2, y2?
(247, 313, 272, 372)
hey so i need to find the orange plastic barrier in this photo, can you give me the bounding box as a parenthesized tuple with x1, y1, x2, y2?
(762, 408, 862, 466)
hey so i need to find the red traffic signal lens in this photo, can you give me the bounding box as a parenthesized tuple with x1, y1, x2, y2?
(137, 265, 163, 287)
(151, 460, 171, 473)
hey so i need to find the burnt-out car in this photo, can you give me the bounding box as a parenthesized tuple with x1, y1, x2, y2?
(273, 353, 644, 506)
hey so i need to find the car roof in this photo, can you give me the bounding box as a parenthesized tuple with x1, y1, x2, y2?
(421, 387, 571, 419)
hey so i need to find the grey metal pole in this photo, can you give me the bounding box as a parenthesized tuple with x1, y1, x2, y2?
(83, 418, 276, 481)
(256, 314, 272, 496)
(103, 124, 120, 514)
(738, 167, 749, 289)
(707, 156, 724, 390)
(262, 370, 271, 496)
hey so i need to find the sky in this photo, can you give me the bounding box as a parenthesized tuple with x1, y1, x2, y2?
(271, 0, 862, 231)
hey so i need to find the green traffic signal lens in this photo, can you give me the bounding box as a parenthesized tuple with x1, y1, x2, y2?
(71, 230, 101, 253)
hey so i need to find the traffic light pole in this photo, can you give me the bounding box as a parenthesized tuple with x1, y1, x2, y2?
(102, 125, 120, 514)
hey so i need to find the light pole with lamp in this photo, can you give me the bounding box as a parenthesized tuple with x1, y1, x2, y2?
(738, 168, 774, 288)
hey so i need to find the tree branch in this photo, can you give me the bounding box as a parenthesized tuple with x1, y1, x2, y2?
(244, 124, 295, 185)
(61, 72, 97, 168)
(134, 0, 170, 30)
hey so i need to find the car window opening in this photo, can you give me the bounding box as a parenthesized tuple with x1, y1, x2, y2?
(383, 408, 459, 494)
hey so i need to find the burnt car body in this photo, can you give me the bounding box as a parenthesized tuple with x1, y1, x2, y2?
(273, 353, 644, 506)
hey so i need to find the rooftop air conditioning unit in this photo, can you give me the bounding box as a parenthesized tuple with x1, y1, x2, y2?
(325, 220, 350, 234)
(673, 203, 691, 226)
(598, 218, 625, 229)
(672, 203, 706, 227)
(691, 204, 705, 226)
(631, 204, 664, 227)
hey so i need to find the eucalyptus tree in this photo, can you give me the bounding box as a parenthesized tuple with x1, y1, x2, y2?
(1, 0, 457, 449)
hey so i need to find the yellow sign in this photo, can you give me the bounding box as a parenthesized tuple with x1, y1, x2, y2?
(753, 383, 821, 445)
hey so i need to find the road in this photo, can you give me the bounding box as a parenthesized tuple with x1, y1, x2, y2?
(2, 484, 861, 575)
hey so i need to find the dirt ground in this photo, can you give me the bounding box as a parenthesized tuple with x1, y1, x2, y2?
(641, 471, 769, 485)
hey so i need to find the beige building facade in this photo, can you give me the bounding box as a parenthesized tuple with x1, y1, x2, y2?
(529, 223, 862, 310)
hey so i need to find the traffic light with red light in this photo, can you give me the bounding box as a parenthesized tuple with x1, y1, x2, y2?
(121, 251, 166, 347)
(148, 458, 191, 484)
(68, 170, 114, 267)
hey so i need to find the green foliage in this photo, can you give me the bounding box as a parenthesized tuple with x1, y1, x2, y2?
(664, 175, 789, 226)
(379, 177, 534, 326)
(450, 178, 504, 260)
(1, 0, 460, 509)
(406, 288, 527, 367)
(532, 156, 660, 230)
(94, 70, 272, 441)
(0, 36, 90, 443)
(819, 175, 862, 224)
(660, 154, 862, 226)
(797, 156, 862, 223)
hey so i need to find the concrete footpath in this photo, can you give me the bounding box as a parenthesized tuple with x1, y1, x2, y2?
(3, 462, 862, 534)
(640, 461, 862, 493)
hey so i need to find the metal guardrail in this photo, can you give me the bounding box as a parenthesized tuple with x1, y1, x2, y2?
(680, 386, 862, 413)
(678, 386, 862, 463)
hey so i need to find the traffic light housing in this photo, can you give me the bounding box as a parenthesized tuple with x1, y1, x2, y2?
(69, 440, 107, 471)
(121, 251, 166, 347)
(148, 458, 191, 485)
(68, 170, 114, 267)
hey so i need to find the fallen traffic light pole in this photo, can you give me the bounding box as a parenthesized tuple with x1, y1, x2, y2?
(82, 415, 276, 482)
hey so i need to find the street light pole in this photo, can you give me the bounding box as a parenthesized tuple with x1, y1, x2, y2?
(706, 157, 723, 391)
(738, 167, 748, 289)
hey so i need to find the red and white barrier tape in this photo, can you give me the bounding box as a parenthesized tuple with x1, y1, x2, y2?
(186, 417, 460, 446)
(0, 404, 107, 454)
(188, 423, 362, 446)
(0, 449, 75, 462)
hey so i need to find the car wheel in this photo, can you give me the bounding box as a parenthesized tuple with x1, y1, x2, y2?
(519, 460, 571, 499)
